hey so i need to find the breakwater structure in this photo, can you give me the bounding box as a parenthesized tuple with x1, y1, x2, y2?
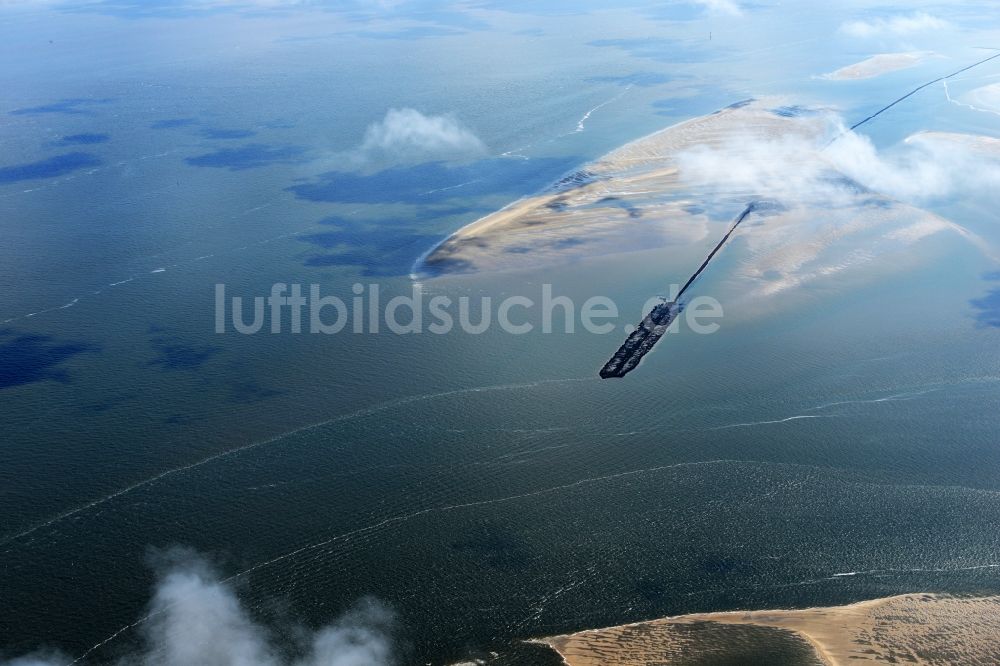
(410, 93, 972, 380)
(599, 202, 757, 378)
(599, 52, 1000, 380)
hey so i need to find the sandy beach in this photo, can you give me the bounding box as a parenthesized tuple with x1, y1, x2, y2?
(907, 130, 1000, 155)
(536, 593, 1000, 665)
(417, 99, 965, 315)
(417, 100, 825, 278)
(821, 52, 930, 80)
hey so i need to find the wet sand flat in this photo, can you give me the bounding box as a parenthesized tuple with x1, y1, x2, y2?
(418, 100, 827, 278)
(821, 52, 930, 80)
(907, 131, 1000, 155)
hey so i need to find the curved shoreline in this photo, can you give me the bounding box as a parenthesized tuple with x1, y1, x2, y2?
(409, 103, 747, 280)
(534, 593, 1000, 665)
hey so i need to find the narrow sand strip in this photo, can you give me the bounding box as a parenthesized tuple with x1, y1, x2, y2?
(820, 52, 930, 80)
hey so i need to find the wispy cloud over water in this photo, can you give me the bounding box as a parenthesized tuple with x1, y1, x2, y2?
(694, 0, 742, 17)
(350, 108, 487, 166)
(676, 112, 1000, 206)
(839, 11, 948, 38)
(1, 548, 396, 666)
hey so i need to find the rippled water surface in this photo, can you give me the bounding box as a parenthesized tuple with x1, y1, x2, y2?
(3, 1, 1000, 664)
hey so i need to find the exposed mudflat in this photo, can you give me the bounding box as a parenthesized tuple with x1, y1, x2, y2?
(821, 52, 930, 80)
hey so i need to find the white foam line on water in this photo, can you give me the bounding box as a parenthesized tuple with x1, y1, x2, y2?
(443, 426, 569, 434)
(709, 378, 1000, 432)
(1, 377, 594, 548)
(807, 387, 942, 411)
(0, 148, 183, 201)
(522, 554, 1000, 630)
(571, 84, 633, 134)
(412, 87, 636, 280)
(1, 222, 308, 324)
(227, 458, 740, 583)
(4, 297, 84, 322)
(499, 146, 531, 159)
(833, 562, 1000, 577)
(682, 560, 1000, 603)
(66, 458, 738, 664)
(497, 84, 633, 160)
(491, 443, 570, 461)
(519, 568, 592, 627)
(64, 452, 1000, 664)
(708, 414, 837, 430)
(943, 78, 1000, 117)
(420, 178, 483, 195)
(812, 376, 1000, 413)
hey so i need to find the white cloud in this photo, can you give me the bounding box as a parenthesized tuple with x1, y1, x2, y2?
(676, 111, 1000, 206)
(353, 108, 486, 165)
(839, 11, 948, 38)
(826, 128, 1000, 202)
(296, 600, 395, 666)
(673, 110, 1000, 299)
(1, 548, 396, 666)
(694, 0, 742, 17)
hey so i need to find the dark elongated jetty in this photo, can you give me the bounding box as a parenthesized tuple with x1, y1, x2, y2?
(599, 202, 756, 378)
